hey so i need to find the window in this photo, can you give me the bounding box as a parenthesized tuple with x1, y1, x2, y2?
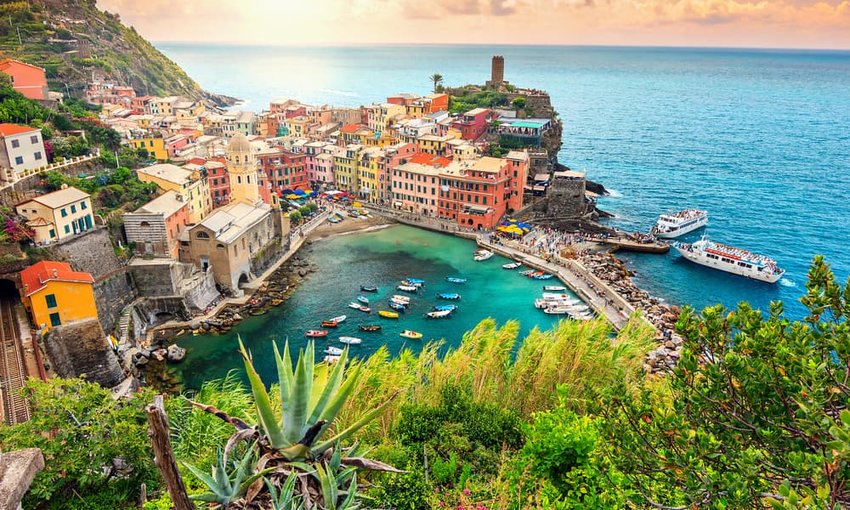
(60, 208, 67, 218)
(64, 225, 70, 234)
(49, 312, 61, 327)
(34, 151, 42, 161)
(30, 135, 39, 144)
(196, 231, 210, 239)
(70, 204, 76, 213)
(45, 294, 57, 308)
(48, 228, 55, 238)
(14, 156, 23, 165)
(11, 139, 19, 148)
(81, 201, 87, 210)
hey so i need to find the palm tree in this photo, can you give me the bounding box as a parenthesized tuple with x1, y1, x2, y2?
(430, 73, 444, 92)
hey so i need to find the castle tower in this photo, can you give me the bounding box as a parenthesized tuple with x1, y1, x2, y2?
(226, 133, 260, 206)
(491, 55, 504, 86)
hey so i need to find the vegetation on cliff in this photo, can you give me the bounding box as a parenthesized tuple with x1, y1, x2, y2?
(0, 0, 217, 102)
(1, 257, 848, 509)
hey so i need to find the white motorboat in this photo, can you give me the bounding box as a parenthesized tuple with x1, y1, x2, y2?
(474, 249, 494, 261)
(543, 285, 567, 291)
(325, 346, 344, 356)
(397, 284, 418, 292)
(324, 355, 341, 363)
(502, 262, 522, 269)
(426, 309, 452, 319)
(391, 295, 411, 304)
(673, 237, 784, 284)
(339, 336, 362, 345)
(650, 209, 708, 239)
(329, 315, 347, 324)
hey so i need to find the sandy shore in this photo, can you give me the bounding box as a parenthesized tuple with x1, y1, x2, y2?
(307, 214, 394, 241)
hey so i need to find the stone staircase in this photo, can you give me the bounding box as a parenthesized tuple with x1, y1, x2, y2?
(116, 305, 132, 347)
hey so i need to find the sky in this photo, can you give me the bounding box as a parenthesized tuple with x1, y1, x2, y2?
(97, 0, 850, 50)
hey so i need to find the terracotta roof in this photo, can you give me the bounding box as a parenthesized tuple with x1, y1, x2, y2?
(0, 123, 38, 136)
(340, 124, 364, 134)
(410, 153, 451, 168)
(20, 261, 95, 297)
(0, 58, 45, 72)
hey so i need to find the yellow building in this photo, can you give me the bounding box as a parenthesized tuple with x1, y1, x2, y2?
(128, 137, 168, 161)
(137, 163, 211, 223)
(16, 186, 94, 244)
(416, 134, 452, 156)
(333, 144, 362, 192)
(20, 261, 97, 330)
(357, 147, 382, 202)
(284, 116, 312, 138)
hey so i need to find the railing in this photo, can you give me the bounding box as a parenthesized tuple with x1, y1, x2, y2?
(14, 149, 101, 181)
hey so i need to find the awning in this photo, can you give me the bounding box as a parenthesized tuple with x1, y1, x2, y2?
(533, 173, 550, 182)
(533, 185, 547, 192)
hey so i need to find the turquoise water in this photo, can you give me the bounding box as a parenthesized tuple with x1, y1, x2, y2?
(157, 44, 850, 319)
(174, 225, 566, 389)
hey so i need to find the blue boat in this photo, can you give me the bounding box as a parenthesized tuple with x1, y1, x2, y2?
(388, 301, 406, 311)
(533, 274, 554, 280)
(437, 293, 461, 300)
(446, 277, 467, 284)
(433, 304, 458, 312)
(407, 278, 425, 285)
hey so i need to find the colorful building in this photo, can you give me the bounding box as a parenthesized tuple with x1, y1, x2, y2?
(0, 124, 46, 183)
(416, 134, 452, 156)
(438, 157, 512, 230)
(16, 187, 94, 244)
(137, 163, 211, 223)
(203, 158, 230, 207)
(504, 150, 530, 212)
(128, 136, 168, 161)
(0, 59, 48, 100)
(357, 147, 382, 201)
(451, 108, 495, 141)
(391, 158, 446, 216)
(123, 190, 190, 259)
(20, 261, 97, 330)
(377, 142, 417, 202)
(333, 144, 362, 192)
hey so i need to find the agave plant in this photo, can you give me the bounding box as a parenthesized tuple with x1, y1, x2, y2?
(183, 443, 272, 506)
(238, 339, 396, 460)
(266, 474, 301, 510)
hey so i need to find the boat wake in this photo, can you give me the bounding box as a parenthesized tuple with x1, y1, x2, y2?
(779, 278, 796, 287)
(605, 188, 623, 198)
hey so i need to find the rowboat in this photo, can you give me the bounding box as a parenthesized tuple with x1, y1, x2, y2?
(544, 285, 567, 291)
(357, 306, 370, 313)
(433, 304, 458, 312)
(306, 329, 328, 338)
(325, 346, 344, 355)
(528, 271, 544, 278)
(401, 280, 422, 288)
(426, 310, 452, 319)
(397, 285, 418, 292)
(356, 296, 369, 304)
(378, 310, 399, 319)
(406, 278, 425, 285)
(446, 277, 467, 284)
(348, 302, 364, 310)
(360, 285, 378, 293)
(533, 274, 554, 280)
(519, 269, 536, 276)
(339, 336, 362, 345)
(474, 249, 494, 261)
(321, 321, 339, 328)
(437, 293, 461, 300)
(359, 324, 382, 332)
(391, 295, 411, 304)
(388, 301, 406, 311)
(329, 315, 347, 324)
(400, 330, 423, 340)
(502, 262, 522, 269)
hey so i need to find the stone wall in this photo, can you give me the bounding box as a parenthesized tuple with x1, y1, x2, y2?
(43, 319, 123, 387)
(94, 271, 135, 333)
(130, 297, 191, 342)
(130, 259, 219, 311)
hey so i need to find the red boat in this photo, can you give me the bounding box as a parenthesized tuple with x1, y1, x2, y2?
(320, 321, 338, 328)
(306, 329, 328, 338)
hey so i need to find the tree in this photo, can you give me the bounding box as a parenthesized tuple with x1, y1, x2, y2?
(601, 256, 850, 508)
(512, 96, 527, 110)
(430, 73, 444, 93)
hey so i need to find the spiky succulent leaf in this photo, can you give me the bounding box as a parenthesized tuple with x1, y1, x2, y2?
(315, 364, 363, 439)
(312, 392, 398, 456)
(241, 338, 288, 448)
(307, 348, 349, 424)
(182, 461, 226, 501)
(339, 473, 360, 510)
(284, 345, 312, 444)
(316, 463, 338, 510)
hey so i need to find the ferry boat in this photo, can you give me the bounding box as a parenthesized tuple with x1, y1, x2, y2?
(650, 209, 708, 239)
(672, 237, 784, 283)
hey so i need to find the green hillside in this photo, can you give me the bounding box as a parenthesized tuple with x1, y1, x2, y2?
(0, 0, 231, 105)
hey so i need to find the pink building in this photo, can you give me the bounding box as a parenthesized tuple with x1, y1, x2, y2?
(451, 108, 495, 141)
(378, 142, 417, 202)
(390, 155, 450, 215)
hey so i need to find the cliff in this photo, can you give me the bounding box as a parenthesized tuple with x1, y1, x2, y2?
(0, 0, 235, 107)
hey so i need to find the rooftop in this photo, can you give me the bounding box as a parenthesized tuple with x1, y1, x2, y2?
(0, 123, 38, 137)
(397, 162, 444, 177)
(20, 186, 89, 209)
(20, 261, 94, 297)
(138, 163, 194, 186)
(464, 107, 491, 116)
(134, 190, 186, 216)
(470, 157, 505, 174)
(197, 201, 271, 244)
(505, 150, 530, 161)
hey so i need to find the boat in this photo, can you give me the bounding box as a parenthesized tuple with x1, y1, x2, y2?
(397, 284, 418, 292)
(532, 273, 554, 280)
(391, 295, 411, 304)
(542, 293, 576, 301)
(519, 269, 536, 276)
(348, 302, 364, 310)
(339, 336, 362, 345)
(437, 293, 461, 300)
(651, 209, 708, 239)
(406, 278, 425, 285)
(544, 285, 567, 291)
(528, 271, 544, 278)
(321, 320, 339, 328)
(324, 355, 341, 363)
(672, 237, 784, 283)
(400, 280, 422, 288)
(360, 285, 378, 293)
(329, 315, 347, 324)
(305, 329, 328, 338)
(433, 304, 458, 312)
(544, 306, 576, 315)
(388, 301, 407, 311)
(325, 346, 344, 355)
(427, 310, 452, 319)
(356, 296, 369, 304)
(502, 262, 522, 269)
(358, 306, 371, 313)
(359, 324, 382, 332)
(378, 310, 399, 319)
(270, 299, 283, 306)
(400, 330, 423, 340)
(474, 249, 494, 261)
(446, 277, 467, 284)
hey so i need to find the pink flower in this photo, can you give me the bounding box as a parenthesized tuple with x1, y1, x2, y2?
(463, 489, 471, 496)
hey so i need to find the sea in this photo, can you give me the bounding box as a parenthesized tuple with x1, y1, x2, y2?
(155, 44, 850, 382)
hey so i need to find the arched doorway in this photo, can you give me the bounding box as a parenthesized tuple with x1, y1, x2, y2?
(237, 273, 250, 289)
(0, 279, 19, 300)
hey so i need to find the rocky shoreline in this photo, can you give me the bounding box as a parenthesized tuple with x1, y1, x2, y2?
(578, 252, 683, 373)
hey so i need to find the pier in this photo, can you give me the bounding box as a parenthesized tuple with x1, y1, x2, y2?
(598, 236, 670, 254)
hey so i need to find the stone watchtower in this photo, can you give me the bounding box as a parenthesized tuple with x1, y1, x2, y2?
(487, 55, 505, 89)
(226, 133, 260, 206)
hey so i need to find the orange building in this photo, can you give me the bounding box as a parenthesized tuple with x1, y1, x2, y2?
(0, 59, 48, 101)
(438, 157, 513, 230)
(426, 93, 449, 113)
(20, 261, 97, 330)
